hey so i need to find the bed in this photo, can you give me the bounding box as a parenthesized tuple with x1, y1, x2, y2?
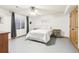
(26, 28, 53, 43)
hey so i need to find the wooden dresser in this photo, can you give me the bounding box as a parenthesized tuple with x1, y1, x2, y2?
(0, 32, 9, 53)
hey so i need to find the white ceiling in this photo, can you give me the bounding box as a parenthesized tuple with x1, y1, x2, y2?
(0, 5, 72, 16)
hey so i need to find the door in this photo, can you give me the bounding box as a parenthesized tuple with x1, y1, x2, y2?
(70, 6, 78, 49)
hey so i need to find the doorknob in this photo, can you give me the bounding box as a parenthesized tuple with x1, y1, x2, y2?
(72, 28, 74, 30)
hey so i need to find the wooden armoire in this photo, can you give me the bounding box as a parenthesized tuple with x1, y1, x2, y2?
(70, 6, 78, 50)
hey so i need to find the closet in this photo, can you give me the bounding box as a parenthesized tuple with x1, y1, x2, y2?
(70, 6, 78, 50)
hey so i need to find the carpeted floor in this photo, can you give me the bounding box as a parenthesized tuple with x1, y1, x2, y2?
(9, 36, 78, 53)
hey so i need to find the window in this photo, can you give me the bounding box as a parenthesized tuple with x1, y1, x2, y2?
(15, 14, 25, 29)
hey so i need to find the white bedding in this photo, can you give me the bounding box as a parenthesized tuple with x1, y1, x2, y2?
(26, 29, 52, 43)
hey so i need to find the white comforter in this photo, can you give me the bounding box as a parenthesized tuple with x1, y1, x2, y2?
(26, 29, 52, 43)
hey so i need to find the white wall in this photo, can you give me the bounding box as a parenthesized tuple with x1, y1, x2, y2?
(0, 8, 11, 32)
(29, 14, 69, 37)
(78, 5, 79, 48)
(0, 8, 11, 39)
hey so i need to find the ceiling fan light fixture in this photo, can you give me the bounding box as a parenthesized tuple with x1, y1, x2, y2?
(30, 11, 36, 15)
(29, 6, 38, 16)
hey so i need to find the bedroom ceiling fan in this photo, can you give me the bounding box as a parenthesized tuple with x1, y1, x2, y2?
(29, 6, 38, 15)
(16, 6, 43, 16)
